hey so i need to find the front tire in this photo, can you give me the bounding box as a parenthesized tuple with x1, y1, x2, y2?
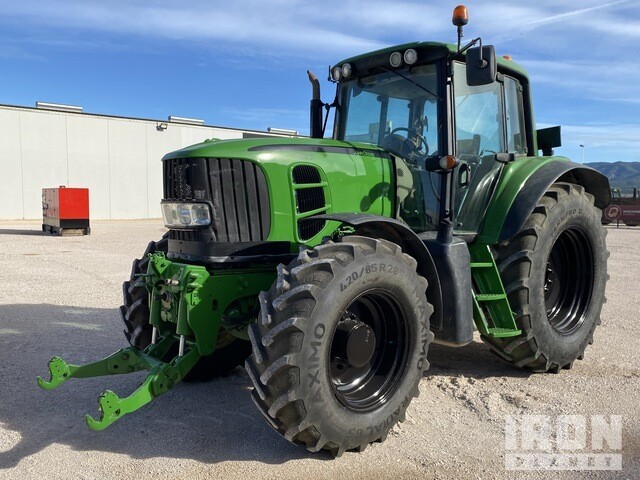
(246, 236, 433, 456)
(484, 183, 608, 372)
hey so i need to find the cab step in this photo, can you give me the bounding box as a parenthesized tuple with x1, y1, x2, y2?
(468, 244, 521, 339)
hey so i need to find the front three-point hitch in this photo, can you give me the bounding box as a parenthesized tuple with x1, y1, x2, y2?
(37, 251, 275, 430)
(37, 252, 216, 430)
(37, 333, 201, 430)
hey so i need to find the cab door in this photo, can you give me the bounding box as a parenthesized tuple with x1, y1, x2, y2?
(451, 62, 526, 234)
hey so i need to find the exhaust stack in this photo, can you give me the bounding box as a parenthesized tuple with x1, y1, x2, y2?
(307, 70, 324, 138)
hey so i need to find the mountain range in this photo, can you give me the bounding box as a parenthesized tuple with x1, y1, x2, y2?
(585, 162, 640, 194)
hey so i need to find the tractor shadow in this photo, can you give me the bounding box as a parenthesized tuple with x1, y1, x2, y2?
(0, 304, 321, 470)
(0, 228, 46, 236)
(0, 303, 527, 470)
(427, 340, 532, 379)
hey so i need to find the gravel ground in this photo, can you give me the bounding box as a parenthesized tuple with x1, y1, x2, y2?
(0, 220, 638, 479)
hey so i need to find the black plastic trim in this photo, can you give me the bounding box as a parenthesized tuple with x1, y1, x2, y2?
(419, 232, 473, 345)
(43, 218, 90, 229)
(167, 240, 293, 264)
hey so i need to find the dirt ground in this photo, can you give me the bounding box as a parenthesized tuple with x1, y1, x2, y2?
(0, 220, 637, 479)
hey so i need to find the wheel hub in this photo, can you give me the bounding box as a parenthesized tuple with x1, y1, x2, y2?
(329, 290, 409, 412)
(544, 227, 594, 335)
(334, 318, 376, 368)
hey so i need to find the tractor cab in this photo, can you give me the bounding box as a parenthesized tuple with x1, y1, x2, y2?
(325, 40, 533, 238)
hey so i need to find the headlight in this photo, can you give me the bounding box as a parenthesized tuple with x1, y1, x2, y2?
(341, 63, 352, 79)
(404, 49, 418, 65)
(331, 66, 342, 82)
(389, 51, 402, 68)
(162, 202, 212, 228)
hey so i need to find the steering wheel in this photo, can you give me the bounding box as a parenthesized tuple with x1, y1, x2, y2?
(383, 127, 429, 161)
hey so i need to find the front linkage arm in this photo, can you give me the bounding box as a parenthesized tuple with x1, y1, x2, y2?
(37, 333, 201, 430)
(36, 251, 273, 430)
(36, 252, 213, 431)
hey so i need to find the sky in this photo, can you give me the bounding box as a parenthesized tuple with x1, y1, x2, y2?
(0, 0, 638, 164)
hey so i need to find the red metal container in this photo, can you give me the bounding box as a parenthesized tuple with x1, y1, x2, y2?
(42, 186, 90, 235)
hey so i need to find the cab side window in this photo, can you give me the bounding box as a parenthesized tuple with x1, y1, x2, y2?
(504, 76, 526, 154)
(454, 70, 504, 156)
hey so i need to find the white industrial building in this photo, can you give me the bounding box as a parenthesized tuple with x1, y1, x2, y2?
(0, 103, 294, 220)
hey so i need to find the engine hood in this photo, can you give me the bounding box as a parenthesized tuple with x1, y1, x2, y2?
(162, 137, 397, 244)
(162, 137, 389, 163)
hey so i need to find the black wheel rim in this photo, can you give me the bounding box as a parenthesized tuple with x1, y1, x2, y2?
(329, 289, 409, 412)
(544, 226, 594, 335)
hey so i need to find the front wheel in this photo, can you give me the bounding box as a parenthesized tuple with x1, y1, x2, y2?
(484, 183, 608, 372)
(246, 236, 433, 456)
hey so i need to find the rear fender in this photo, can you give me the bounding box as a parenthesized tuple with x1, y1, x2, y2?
(476, 158, 610, 244)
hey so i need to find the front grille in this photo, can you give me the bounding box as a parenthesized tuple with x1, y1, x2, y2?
(169, 230, 200, 242)
(292, 165, 322, 184)
(298, 219, 326, 240)
(164, 157, 271, 242)
(295, 187, 325, 214)
(290, 164, 327, 241)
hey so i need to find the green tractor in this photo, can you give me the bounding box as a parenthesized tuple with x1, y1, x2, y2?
(38, 6, 609, 457)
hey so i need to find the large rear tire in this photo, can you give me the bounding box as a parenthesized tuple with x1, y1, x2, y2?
(483, 183, 608, 372)
(120, 235, 251, 381)
(246, 236, 433, 456)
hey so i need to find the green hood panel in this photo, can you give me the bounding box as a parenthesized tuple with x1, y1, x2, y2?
(163, 138, 395, 245)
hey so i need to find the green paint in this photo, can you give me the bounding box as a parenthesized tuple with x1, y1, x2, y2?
(37, 334, 199, 430)
(475, 156, 570, 244)
(140, 252, 276, 355)
(164, 139, 394, 245)
(38, 253, 277, 429)
(468, 244, 521, 338)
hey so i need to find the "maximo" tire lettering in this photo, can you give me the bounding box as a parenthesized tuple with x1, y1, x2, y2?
(307, 322, 326, 403)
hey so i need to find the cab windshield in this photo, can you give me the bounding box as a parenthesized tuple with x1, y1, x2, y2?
(337, 64, 440, 157)
(336, 63, 442, 232)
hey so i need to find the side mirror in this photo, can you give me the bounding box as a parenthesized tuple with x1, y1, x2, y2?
(537, 126, 562, 156)
(466, 45, 496, 86)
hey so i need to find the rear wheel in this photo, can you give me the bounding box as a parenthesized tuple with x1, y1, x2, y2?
(246, 236, 433, 456)
(484, 183, 608, 372)
(120, 235, 251, 380)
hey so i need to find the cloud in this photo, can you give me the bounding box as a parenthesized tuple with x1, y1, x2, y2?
(0, 1, 389, 58)
(538, 121, 640, 151)
(2, 1, 637, 62)
(522, 1, 629, 28)
(0, 43, 43, 60)
(520, 58, 640, 105)
(563, 123, 640, 149)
